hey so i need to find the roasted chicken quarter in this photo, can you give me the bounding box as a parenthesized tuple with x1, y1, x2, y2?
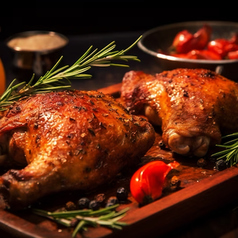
(120, 68, 238, 157)
(0, 90, 155, 209)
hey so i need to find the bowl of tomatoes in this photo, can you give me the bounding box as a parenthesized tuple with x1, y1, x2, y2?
(138, 21, 238, 81)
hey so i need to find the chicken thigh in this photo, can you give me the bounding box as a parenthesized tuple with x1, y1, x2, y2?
(0, 90, 155, 209)
(120, 68, 238, 157)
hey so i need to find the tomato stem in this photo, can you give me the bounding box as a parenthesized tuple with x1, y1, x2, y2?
(142, 195, 154, 205)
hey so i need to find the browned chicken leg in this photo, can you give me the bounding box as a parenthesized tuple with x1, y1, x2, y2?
(0, 90, 155, 209)
(120, 68, 238, 157)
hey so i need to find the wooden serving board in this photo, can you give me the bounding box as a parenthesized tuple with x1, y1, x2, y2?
(0, 83, 238, 238)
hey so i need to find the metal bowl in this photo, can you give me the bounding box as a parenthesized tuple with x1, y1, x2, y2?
(6, 31, 68, 77)
(138, 21, 238, 81)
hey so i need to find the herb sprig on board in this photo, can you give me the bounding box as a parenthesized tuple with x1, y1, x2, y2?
(32, 204, 129, 238)
(0, 36, 142, 111)
(212, 132, 238, 167)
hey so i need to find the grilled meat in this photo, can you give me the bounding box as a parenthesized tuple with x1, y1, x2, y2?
(120, 68, 238, 157)
(0, 90, 155, 209)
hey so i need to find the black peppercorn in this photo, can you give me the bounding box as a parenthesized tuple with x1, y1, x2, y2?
(89, 200, 100, 211)
(116, 187, 128, 202)
(78, 197, 90, 209)
(214, 159, 227, 171)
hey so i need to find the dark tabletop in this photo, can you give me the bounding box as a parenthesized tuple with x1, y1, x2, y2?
(1, 31, 238, 238)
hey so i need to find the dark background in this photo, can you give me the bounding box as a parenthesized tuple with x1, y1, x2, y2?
(1, 7, 238, 86)
(1, 7, 238, 41)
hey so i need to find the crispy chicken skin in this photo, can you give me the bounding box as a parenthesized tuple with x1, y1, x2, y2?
(0, 90, 155, 209)
(120, 68, 238, 157)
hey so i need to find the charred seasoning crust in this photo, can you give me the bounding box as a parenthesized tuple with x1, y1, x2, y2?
(159, 68, 223, 83)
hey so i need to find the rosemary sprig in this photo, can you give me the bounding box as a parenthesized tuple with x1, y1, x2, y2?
(212, 132, 238, 167)
(0, 36, 142, 111)
(32, 204, 129, 238)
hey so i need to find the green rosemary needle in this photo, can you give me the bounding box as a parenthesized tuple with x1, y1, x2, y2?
(0, 36, 142, 111)
(212, 132, 238, 167)
(32, 204, 129, 238)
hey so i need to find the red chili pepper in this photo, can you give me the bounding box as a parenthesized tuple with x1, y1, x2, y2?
(130, 160, 179, 205)
(171, 25, 211, 54)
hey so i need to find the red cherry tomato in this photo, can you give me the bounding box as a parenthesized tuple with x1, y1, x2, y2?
(172, 49, 221, 60)
(227, 50, 238, 59)
(171, 25, 211, 54)
(193, 24, 212, 50)
(208, 39, 230, 58)
(169, 25, 238, 60)
(130, 160, 179, 205)
(229, 33, 238, 44)
(207, 39, 238, 58)
(171, 30, 194, 54)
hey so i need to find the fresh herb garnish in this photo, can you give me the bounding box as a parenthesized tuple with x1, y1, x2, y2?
(32, 204, 129, 237)
(0, 36, 142, 111)
(212, 132, 238, 167)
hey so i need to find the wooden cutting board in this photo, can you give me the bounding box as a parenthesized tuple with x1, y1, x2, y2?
(0, 83, 238, 238)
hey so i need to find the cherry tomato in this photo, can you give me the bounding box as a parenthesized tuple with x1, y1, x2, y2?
(227, 50, 238, 59)
(224, 42, 238, 53)
(172, 49, 221, 60)
(207, 39, 238, 58)
(130, 160, 179, 205)
(171, 30, 194, 54)
(208, 39, 229, 58)
(193, 24, 212, 50)
(169, 25, 238, 60)
(229, 33, 238, 44)
(171, 25, 211, 54)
